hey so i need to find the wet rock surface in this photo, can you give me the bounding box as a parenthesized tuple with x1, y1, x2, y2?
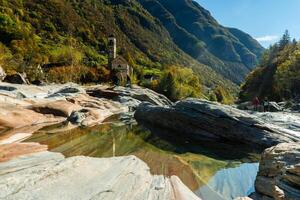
(135, 99, 300, 148)
(251, 142, 300, 200)
(0, 151, 201, 200)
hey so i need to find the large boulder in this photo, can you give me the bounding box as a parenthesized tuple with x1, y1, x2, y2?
(0, 65, 6, 81)
(237, 101, 254, 110)
(86, 85, 172, 108)
(4, 73, 29, 84)
(48, 86, 84, 98)
(135, 99, 299, 148)
(113, 86, 172, 107)
(251, 143, 300, 200)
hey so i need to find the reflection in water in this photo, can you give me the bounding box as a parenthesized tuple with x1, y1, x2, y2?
(196, 163, 259, 200)
(25, 120, 260, 200)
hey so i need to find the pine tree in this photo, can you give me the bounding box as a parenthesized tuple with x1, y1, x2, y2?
(292, 38, 298, 48)
(279, 30, 291, 49)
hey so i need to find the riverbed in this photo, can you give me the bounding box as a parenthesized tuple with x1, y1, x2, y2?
(0, 82, 274, 199)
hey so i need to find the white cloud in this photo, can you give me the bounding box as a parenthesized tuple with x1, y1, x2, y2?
(255, 35, 279, 42)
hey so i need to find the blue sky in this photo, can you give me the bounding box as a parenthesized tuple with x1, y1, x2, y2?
(196, 0, 300, 47)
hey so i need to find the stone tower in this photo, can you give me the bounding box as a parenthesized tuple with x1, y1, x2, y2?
(108, 35, 117, 69)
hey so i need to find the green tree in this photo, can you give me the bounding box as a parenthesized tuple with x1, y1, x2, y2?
(279, 30, 291, 50)
(158, 66, 202, 101)
(240, 31, 300, 102)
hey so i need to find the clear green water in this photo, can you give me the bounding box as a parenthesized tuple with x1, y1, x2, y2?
(25, 119, 260, 200)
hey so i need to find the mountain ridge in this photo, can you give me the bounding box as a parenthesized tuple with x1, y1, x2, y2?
(138, 0, 264, 84)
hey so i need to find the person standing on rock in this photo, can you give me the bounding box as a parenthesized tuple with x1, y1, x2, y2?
(252, 97, 260, 111)
(263, 97, 269, 112)
(126, 75, 132, 88)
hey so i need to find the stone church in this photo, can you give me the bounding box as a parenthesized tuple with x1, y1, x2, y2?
(108, 35, 133, 85)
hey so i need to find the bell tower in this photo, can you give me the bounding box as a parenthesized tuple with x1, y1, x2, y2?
(108, 35, 117, 69)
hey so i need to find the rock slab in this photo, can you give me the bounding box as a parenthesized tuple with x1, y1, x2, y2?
(135, 99, 300, 148)
(0, 152, 201, 200)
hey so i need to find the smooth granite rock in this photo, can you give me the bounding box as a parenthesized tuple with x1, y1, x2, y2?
(87, 85, 172, 107)
(135, 99, 300, 148)
(31, 100, 82, 117)
(253, 112, 300, 133)
(0, 152, 201, 200)
(252, 143, 300, 200)
(113, 85, 172, 107)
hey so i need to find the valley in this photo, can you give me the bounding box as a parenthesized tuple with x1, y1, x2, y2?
(0, 1, 299, 200)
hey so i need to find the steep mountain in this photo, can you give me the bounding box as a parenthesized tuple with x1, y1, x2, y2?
(138, 0, 264, 84)
(0, 0, 234, 88)
(0, 0, 263, 101)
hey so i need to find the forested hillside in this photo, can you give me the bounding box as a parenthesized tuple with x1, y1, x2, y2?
(0, 0, 262, 102)
(240, 31, 300, 102)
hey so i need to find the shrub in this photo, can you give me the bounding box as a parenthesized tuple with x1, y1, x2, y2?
(157, 66, 203, 101)
(49, 46, 83, 65)
(46, 65, 86, 83)
(43, 21, 56, 32)
(213, 85, 234, 104)
(83, 47, 107, 67)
